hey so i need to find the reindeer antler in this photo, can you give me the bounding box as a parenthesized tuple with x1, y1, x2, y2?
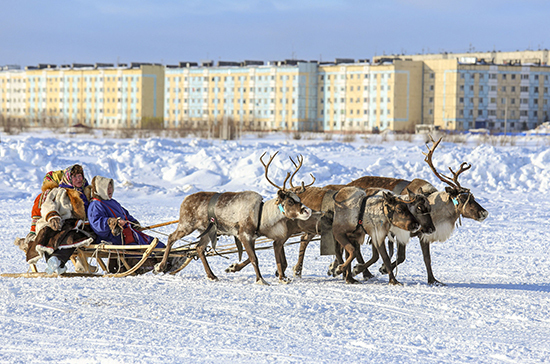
(448, 162, 471, 190)
(260, 151, 290, 191)
(422, 135, 461, 189)
(289, 155, 316, 192)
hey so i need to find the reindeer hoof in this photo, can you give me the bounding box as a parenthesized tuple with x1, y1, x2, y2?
(255, 278, 270, 286)
(153, 263, 164, 274)
(345, 277, 360, 284)
(225, 263, 238, 273)
(429, 279, 446, 287)
(363, 270, 374, 280)
(351, 265, 363, 277)
(207, 275, 219, 282)
(379, 264, 389, 275)
(293, 268, 302, 278)
(279, 277, 292, 284)
(334, 265, 345, 276)
(389, 279, 402, 286)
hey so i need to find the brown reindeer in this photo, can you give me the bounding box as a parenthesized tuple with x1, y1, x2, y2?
(347, 136, 488, 285)
(156, 152, 312, 284)
(330, 186, 421, 284)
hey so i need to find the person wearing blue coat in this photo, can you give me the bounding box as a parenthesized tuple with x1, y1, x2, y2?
(88, 176, 185, 274)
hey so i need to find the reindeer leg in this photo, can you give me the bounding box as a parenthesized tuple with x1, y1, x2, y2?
(333, 233, 358, 284)
(195, 236, 218, 281)
(380, 242, 406, 274)
(155, 224, 190, 273)
(327, 244, 341, 277)
(327, 243, 345, 277)
(293, 233, 312, 277)
(225, 258, 250, 273)
(342, 249, 361, 284)
(240, 235, 268, 285)
(420, 239, 445, 286)
(273, 239, 290, 283)
(354, 243, 378, 279)
(374, 238, 401, 285)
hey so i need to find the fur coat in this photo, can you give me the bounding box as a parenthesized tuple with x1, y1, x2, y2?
(26, 187, 93, 264)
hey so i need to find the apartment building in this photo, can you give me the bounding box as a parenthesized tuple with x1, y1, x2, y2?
(376, 50, 550, 132)
(164, 61, 318, 131)
(318, 59, 423, 132)
(0, 63, 164, 129)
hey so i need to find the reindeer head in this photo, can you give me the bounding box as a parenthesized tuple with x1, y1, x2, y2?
(261, 152, 312, 221)
(423, 136, 488, 222)
(382, 191, 421, 233)
(404, 189, 435, 234)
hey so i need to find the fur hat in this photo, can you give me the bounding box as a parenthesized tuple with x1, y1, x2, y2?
(91, 176, 114, 200)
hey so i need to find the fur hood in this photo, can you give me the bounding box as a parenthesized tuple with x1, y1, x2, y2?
(35, 187, 86, 234)
(91, 176, 114, 201)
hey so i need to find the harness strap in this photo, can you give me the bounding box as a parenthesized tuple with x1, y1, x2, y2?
(201, 193, 222, 251)
(207, 193, 221, 225)
(256, 201, 264, 234)
(357, 196, 368, 233)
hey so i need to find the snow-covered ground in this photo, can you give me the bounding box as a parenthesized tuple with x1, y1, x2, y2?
(1, 131, 549, 363)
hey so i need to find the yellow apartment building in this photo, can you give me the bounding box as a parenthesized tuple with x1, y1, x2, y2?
(0, 63, 164, 129)
(421, 58, 550, 131)
(318, 59, 423, 132)
(375, 50, 550, 132)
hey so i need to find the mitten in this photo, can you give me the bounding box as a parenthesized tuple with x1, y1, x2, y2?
(108, 218, 122, 236)
(49, 216, 62, 231)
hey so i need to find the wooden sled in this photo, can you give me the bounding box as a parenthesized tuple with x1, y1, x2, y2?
(2, 238, 162, 278)
(4, 220, 319, 278)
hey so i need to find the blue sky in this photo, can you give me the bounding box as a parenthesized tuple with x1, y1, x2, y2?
(1, 0, 548, 66)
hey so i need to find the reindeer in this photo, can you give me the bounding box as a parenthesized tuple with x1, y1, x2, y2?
(330, 186, 421, 284)
(290, 181, 434, 280)
(346, 136, 488, 285)
(225, 154, 317, 283)
(156, 152, 312, 284)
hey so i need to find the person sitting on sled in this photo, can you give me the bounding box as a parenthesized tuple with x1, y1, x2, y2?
(15, 164, 94, 274)
(24, 164, 91, 247)
(87, 176, 183, 273)
(25, 184, 95, 274)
